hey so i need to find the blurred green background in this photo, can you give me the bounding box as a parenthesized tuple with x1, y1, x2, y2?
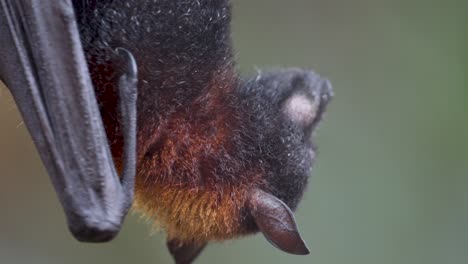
(0, 0, 466, 263)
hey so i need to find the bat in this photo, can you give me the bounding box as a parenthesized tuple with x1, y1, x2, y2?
(0, 0, 333, 263)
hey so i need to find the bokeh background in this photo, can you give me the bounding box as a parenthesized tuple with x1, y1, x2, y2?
(0, 0, 466, 263)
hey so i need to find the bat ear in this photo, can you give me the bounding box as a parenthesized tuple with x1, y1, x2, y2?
(247, 189, 310, 255)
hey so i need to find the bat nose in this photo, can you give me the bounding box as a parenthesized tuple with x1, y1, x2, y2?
(305, 77, 333, 110)
(69, 222, 120, 242)
(300, 71, 332, 104)
(319, 78, 333, 104)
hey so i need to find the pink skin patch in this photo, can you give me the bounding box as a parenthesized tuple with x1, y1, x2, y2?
(283, 94, 318, 126)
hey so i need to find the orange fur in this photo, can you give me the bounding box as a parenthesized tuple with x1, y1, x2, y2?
(130, 69, 264, 242)
(133, 184, 250, 242)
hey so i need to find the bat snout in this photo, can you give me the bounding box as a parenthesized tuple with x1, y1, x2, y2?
(302, 73, 333, 110)
(317, 78, 333, 106)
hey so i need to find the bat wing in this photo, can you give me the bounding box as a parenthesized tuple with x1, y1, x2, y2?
(0, 0, 137, 242)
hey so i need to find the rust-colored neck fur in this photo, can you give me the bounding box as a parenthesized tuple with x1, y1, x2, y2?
(96, 65, 264, 242)
(133, 69, 264, 242)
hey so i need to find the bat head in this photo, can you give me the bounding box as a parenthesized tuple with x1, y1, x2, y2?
(241, 68, 332, 254)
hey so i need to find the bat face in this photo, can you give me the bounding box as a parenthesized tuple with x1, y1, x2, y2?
(242, 69, 333, 210)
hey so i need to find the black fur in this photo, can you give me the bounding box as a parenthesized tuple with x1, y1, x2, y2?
(241, 69, 332, 209)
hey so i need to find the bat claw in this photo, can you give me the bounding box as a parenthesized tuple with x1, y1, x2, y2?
(115, 47, 138, 200)
(115, 47, 138, 80)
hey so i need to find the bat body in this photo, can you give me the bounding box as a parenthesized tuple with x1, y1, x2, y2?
(1, 0, 332, 263)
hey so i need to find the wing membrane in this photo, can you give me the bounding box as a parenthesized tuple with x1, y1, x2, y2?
(0, 0, 137, 242)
